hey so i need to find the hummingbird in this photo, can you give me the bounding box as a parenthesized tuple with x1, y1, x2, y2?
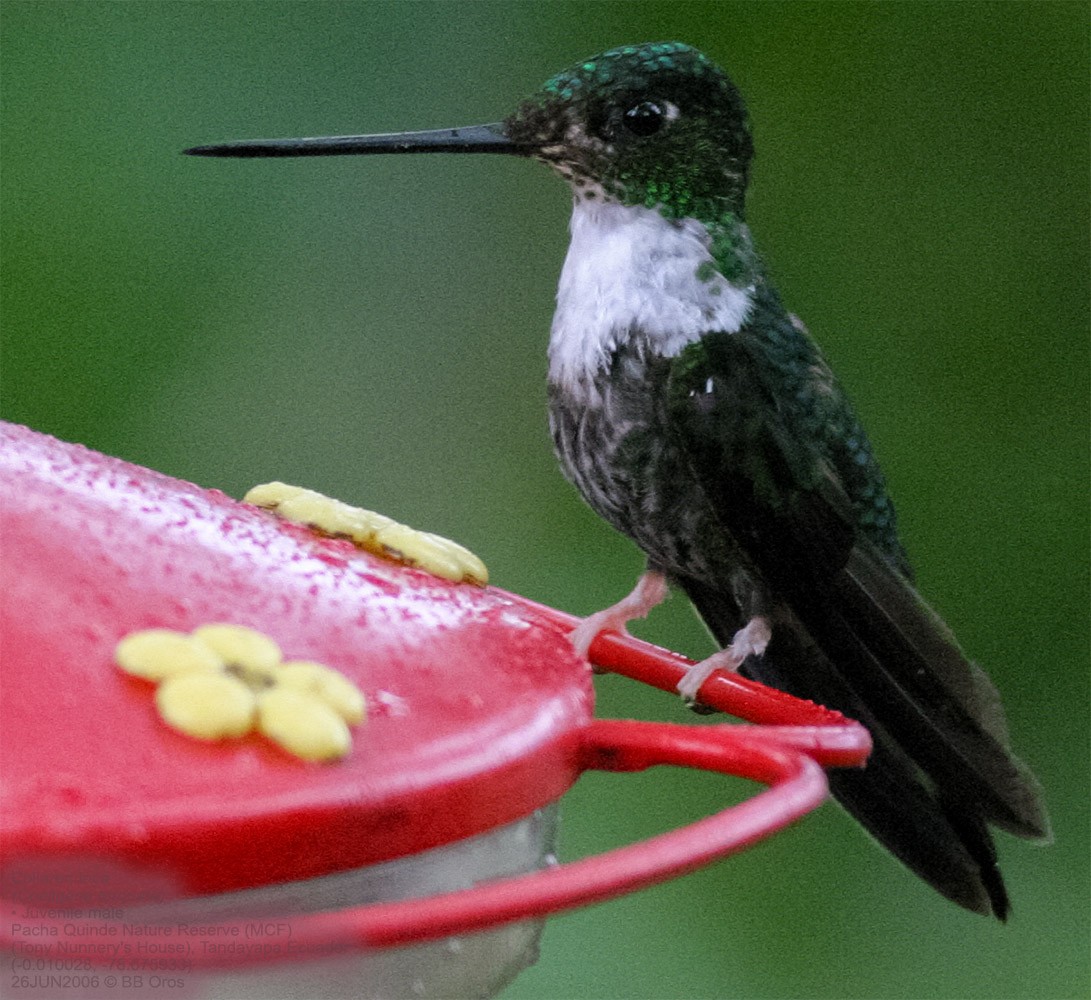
(187, 41, 1050, 918)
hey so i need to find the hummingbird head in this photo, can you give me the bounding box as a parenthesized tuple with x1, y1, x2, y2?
(185, 41, 753, 222)
(505, 42, 753, 220)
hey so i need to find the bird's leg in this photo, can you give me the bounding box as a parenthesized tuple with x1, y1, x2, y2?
(568, 570, 669, 659)
(677, 615, 771, 706)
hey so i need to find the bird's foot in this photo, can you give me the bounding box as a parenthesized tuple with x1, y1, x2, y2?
(677, 615, 771, 707)
(568, 570, 669, 661)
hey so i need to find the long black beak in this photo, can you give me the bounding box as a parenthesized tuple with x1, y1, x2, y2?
(184, 123, 530, 158)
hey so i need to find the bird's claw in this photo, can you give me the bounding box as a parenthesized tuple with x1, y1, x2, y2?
(568, 570, 669, 661)
(675, 615, 771, 706)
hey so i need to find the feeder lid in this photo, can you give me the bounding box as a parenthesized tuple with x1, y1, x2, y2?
(0, 422, 592, 906)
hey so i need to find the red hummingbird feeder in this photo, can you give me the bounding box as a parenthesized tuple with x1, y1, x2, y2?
(0, 421, 869, 997)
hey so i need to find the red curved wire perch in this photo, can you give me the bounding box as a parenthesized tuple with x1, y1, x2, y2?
(508, 595, 873, 770)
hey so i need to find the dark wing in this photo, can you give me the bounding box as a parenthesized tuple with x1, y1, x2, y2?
(665, 329, 1050, 917)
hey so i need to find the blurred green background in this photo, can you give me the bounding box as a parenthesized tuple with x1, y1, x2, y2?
(2, 2, 1087, 997)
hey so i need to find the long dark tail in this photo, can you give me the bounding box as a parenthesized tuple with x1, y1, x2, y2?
(679, 564, 1050, 919)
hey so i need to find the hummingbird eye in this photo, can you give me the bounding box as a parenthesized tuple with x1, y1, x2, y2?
(623, 101, 668, 137)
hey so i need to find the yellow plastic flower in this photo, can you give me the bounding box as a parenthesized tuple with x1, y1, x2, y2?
(244, 481, 488, 586)
(116, 623, 365, 762)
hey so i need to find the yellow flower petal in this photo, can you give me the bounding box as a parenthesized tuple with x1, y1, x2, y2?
(156, 672, 256, 740)
(257, 688, 352, 762)
(192, 623, 281, 673)
(341, 508, 399, 548)
(377, 524, 488, 586)
(116, 629, 224, 681)
(243, 481, 309, 509)
(418, 531, 489, 587)
(276, 492, 350, 533)
(277, 661, 366, 724)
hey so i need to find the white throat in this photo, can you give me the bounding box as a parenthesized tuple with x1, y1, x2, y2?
(547, 198, 754, 391)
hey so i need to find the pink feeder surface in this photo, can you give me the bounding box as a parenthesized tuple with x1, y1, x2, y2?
(0, 421, 589, 904)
